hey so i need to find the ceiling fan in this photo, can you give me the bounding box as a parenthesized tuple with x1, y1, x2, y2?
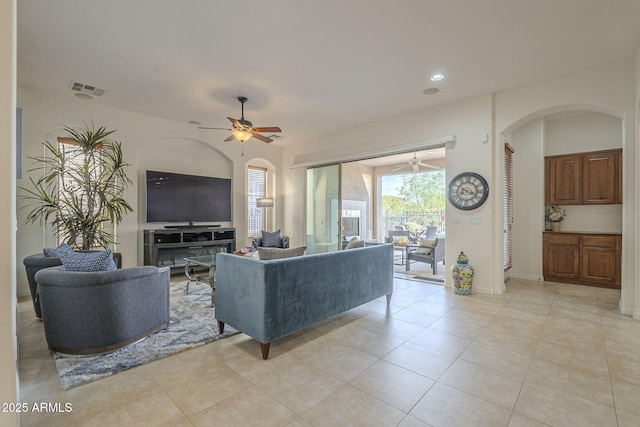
(199, 96, 282, 143)
(392, 153, 439, 172)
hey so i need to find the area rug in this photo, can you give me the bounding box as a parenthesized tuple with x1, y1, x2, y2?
(53, 281, 239, 390)
(394, 262, 445, 284)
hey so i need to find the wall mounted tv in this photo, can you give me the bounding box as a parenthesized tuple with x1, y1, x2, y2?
(146, 170, 232, 223)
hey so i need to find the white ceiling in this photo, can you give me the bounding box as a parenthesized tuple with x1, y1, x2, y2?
(17, 1, 640, 147)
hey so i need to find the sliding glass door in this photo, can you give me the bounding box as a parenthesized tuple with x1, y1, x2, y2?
(306, 164, 340, 254)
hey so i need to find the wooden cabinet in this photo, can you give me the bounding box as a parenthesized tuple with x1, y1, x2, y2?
(543, 232, 621, 289)
(545, 149, 621, 205)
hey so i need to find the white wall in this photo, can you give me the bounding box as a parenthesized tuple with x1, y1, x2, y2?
(283, 61, 637, 303)
(342, 162, 373, 241)
(510, 118, 545, 281)
(16, 87, 283, 297)
(283, 94, 496, 293)
(1, 0, 18, 425)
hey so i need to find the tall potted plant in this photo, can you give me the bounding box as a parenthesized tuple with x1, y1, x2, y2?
(21, 124, 133, 250)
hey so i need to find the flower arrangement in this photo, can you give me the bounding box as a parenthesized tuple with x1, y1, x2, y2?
(545, 205, 567, 222)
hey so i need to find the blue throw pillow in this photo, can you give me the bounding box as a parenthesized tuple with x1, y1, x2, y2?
(43, 243, 74, 257)
(261, 229, 282, 248)
(59, 249, 117, 272)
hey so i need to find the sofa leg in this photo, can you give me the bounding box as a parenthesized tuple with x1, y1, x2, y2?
(260, 342, 271, 360)
(217, 320, 225, 334)
(386, 293, 392, 305)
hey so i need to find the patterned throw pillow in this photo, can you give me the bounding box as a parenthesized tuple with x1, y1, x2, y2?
(59, 249, 117, 272)
(257, 246, 306, 260)
(261, 229, 282, 248)
(43, 243, 74, 257)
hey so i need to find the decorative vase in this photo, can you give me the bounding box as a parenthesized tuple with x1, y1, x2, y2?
(550, 222, 561, 232)
(451, 251, 474, 295)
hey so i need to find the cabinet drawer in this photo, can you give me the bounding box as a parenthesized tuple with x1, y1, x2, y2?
(545, 234, 580, 246)
(582, 235, 618, 248)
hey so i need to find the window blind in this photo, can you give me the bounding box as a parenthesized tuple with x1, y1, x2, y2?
(504, 143, 514, 271)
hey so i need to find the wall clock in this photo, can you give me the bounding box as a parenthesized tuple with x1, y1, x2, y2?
(447, 172, 489, 210)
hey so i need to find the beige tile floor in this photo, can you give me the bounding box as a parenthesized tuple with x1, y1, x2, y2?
(17, 277, 640, 426)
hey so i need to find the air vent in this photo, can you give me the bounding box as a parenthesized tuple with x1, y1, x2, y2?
(70, 82, 105, 97)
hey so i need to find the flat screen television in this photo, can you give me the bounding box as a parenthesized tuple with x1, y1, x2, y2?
(146, 170, 232, 223)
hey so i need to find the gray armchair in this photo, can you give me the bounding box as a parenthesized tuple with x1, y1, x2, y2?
(406, 237, 445, 274)
(385, 230, 414, 244)
(23, 251, 123, 318)
(422, 226, 438, 240)
(23, 253, 63, 318)
(253, 233, 290, 248)
(35, 265, 170, 355)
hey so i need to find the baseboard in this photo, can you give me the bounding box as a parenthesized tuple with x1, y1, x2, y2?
(510, 273, 544, 282)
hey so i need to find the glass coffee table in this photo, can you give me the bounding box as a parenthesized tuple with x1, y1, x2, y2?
(184, 254, 217, 307)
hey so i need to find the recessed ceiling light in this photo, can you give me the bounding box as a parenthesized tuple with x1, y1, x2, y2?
(430, 74, 444, 81)
(423, 88, 439, 95)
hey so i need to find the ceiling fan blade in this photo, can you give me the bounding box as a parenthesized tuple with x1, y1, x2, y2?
(392, 165, 408, 172)
(251, 132, 273, 143)
(419, 163, 439, 170)
(224, 134, 235, 142)
(198, 126, 232, 130)
(227, 117, 241, 127)
(252, 126, 281, 133)
(412, 164, 420, 172)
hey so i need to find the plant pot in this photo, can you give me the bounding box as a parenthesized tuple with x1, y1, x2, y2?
(550, 222, 561, 232)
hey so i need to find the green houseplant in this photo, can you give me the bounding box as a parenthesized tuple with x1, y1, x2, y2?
(21, 124, 133, 250)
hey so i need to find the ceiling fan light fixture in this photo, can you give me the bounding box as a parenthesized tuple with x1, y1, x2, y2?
(232, 128, 253, 142)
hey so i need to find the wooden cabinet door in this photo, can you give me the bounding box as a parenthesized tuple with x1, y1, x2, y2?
(582, 151, 616, 204)
(543, 234, 580, 280)
(546, 155, 581, 205)
(581, 235, 621, 288)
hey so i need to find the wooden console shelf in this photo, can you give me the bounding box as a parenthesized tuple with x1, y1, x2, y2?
(543, 231, 621, 289)
(144, 227, 236, 271)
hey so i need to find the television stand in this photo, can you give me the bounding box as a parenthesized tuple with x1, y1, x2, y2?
(144, 227, 236, 272)
(164, 224, 221, 229)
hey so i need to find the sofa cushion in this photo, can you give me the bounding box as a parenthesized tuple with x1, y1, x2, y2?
(415, 238, 436, 255)
(258, 246, 306, 260)
(59, 249, 117, 272)
(43, 243, 74, 257)
(261, 229, 282, 248)
(345, 237, 365, 249)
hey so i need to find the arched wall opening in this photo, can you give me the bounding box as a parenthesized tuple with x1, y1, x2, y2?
(499, 103, 627, 309)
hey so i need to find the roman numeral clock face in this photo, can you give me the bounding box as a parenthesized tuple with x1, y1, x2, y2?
(447, 172, 489, 210)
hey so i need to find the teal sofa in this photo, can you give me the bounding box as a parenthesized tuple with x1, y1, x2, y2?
(215, 244, 394, 359)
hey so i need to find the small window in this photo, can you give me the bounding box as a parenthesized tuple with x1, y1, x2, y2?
(248, 166, 267, 237)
